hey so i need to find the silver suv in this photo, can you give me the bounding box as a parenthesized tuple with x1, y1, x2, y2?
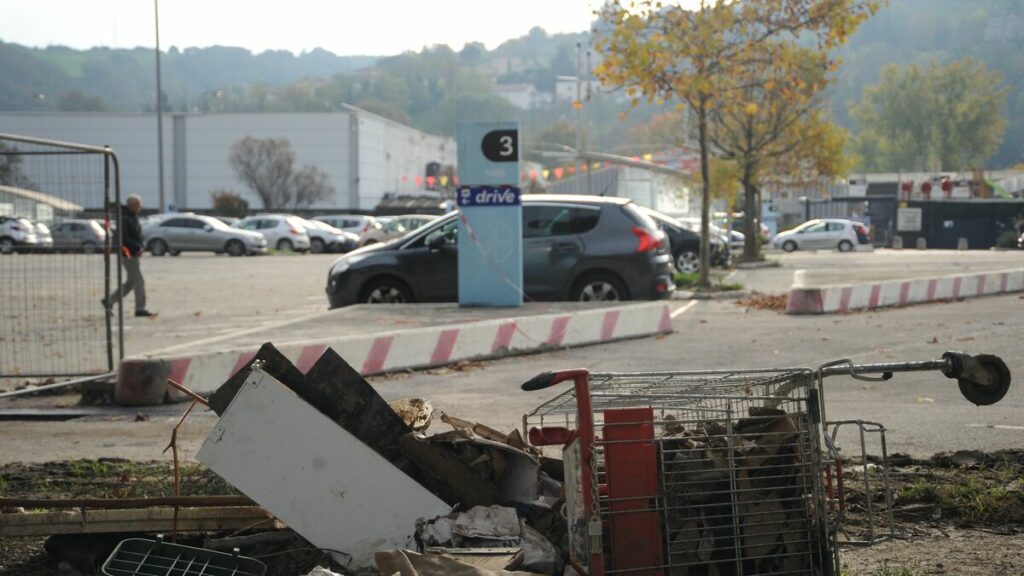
(0, 216, 39, 254)
(50, 219, 108, 253)
(145, 214, 267, 256)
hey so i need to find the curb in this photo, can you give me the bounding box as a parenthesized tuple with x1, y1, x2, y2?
(786, 268, 1024, 314)
(735, 260, 781, 269)
(137, 302, 674, 394)
(675, 289, 751, 301)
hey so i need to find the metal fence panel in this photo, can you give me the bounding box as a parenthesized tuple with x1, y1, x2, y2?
(0, 133, 121, 378)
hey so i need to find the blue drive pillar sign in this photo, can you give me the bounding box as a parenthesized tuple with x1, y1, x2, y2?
(456, 122, 523, 307)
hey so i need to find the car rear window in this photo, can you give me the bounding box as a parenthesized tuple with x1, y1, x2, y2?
(621, 203, 659, 231)
(523, 205, 602, 238)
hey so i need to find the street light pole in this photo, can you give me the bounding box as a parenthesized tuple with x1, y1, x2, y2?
(154, 0, 166, 212)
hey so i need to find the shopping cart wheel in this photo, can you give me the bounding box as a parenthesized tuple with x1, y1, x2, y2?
(943, 352, 1012, 406)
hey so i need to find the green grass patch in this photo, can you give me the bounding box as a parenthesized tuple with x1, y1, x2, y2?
(0, 460, 238, 500)
(895, 461, 1024, 524)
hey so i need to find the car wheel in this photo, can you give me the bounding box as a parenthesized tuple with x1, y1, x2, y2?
(310, 238, 325, 254)
(0, 237, 14, 255)
(276, 238, 294, 252)
(149, 239, 168, 256)
(362, 278, 413, 304)
(782, 240, 797, 253)
(838, 240, 853, 252)
(676, 249, 700, 274)
(225, 240, 245, 257)
(573, 274, 628, 302)
(81, 241, 98, 254)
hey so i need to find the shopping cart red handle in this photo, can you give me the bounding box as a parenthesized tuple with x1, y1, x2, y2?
(520, 369, 590, 391)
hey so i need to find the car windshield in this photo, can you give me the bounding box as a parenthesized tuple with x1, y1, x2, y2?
(200, 216, 231, 230)
(313, 221, 343, 233)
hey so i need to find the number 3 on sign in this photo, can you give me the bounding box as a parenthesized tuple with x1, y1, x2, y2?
(482, 129, 518, 162)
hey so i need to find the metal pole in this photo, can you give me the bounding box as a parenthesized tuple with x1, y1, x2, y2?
(575, 42, 582, 195)
(586, 46, 593, 196)
(155, 0, 166, 212)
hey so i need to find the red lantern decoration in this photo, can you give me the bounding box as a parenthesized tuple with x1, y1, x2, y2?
(553, 167, 564, 179)
(900, 181, 913, 200)
(941, 178, 953, 198)
(921, 181, 932, 199)
(529, 170, 538, 180)
(415, 176, 422, 186)
(567, 165, 576, 175)
(426, 176, 436, 187)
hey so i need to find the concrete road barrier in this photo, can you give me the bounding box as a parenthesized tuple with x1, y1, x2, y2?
(136, 301, 674, 394)
(786, 268, 1024, 314)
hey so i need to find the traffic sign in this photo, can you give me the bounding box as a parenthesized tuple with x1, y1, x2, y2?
(457, 122, 523, 308)
(457, 186, 521, 207)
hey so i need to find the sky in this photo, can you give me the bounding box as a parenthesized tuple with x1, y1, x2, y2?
(0, 0, 616, 56)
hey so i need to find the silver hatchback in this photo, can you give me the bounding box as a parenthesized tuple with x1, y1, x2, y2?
(145, 214, 267, 256)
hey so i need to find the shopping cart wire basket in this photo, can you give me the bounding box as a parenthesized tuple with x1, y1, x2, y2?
(520, 352, 1011, 576)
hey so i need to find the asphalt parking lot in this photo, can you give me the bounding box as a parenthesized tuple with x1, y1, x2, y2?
(1, 248, 1022, 464)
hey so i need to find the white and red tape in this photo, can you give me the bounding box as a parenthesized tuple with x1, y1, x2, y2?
(786, 268, 1024, 314)
(143, 301, 674, 394)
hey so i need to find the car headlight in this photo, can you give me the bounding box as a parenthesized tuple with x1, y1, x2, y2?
(330, 254, 366, 276)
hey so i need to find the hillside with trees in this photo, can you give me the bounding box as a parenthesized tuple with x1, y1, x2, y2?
(0, 0, 1021, 167)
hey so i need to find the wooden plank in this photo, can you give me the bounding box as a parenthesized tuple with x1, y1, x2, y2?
(0, 495, 255, 509)
(0, 506, 281, 537)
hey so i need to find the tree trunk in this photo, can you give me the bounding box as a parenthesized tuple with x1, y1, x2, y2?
(698, 103, 712, 289)
(742, 168, 760, 262)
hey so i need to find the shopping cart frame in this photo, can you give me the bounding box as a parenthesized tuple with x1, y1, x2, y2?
(521, 352, 1011, 576)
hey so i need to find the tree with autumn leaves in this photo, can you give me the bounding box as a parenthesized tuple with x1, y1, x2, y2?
(595, 0, 882, 285)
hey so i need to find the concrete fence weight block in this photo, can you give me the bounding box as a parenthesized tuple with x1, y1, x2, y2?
(892, 236, 903, 250)
(115, 359, 169, 406)
(957, 238, 969, 250)
(916, 238, 927, 250)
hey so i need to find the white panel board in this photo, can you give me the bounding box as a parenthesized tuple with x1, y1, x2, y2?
(197, 370, 450, 568)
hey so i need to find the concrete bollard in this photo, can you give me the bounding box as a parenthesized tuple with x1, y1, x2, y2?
(893, 236, 903, 250)
(916, 238, 927, 250)
(115, 359, 169, 406)
(957, 237, 969, 250)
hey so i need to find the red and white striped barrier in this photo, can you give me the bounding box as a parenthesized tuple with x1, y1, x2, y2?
(141, 302, 674, 394)
(786, 268, 1024, 315)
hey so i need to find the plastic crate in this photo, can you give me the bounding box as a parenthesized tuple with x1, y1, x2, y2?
(101, 536, 266, 576)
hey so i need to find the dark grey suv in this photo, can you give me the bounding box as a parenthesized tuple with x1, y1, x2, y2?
(326, 195, 674, 308)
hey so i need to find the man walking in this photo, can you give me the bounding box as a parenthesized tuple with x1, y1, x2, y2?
(104, 194, 156, 317)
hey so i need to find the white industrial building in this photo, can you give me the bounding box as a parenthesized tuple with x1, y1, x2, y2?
(0, 106, 456, 211)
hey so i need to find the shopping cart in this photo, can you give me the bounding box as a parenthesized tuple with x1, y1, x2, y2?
(520, 352, 1011, 576)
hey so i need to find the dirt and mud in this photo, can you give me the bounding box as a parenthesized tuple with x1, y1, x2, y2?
(2, 451, 1022, 575)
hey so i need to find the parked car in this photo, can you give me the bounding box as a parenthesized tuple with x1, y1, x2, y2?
(212, 216, 240, 227)
(31, 222, 54, 252)
(145, 214, 267, 256)
(326, 195, 674, 308)
(50, 219, 107, 253)
(233, 214, 312, 252)
(300, 218, 359, 253)
(677, 216, 743, 250)
(358, 214, 438, 246)
(644, 208, 731, 273)
(312, 214, 381, 237)
(771, 218, 868, 252)
(0, 216, 39, 254)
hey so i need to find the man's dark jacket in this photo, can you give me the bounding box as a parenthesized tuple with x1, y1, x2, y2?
(120, 205, 144, 257)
